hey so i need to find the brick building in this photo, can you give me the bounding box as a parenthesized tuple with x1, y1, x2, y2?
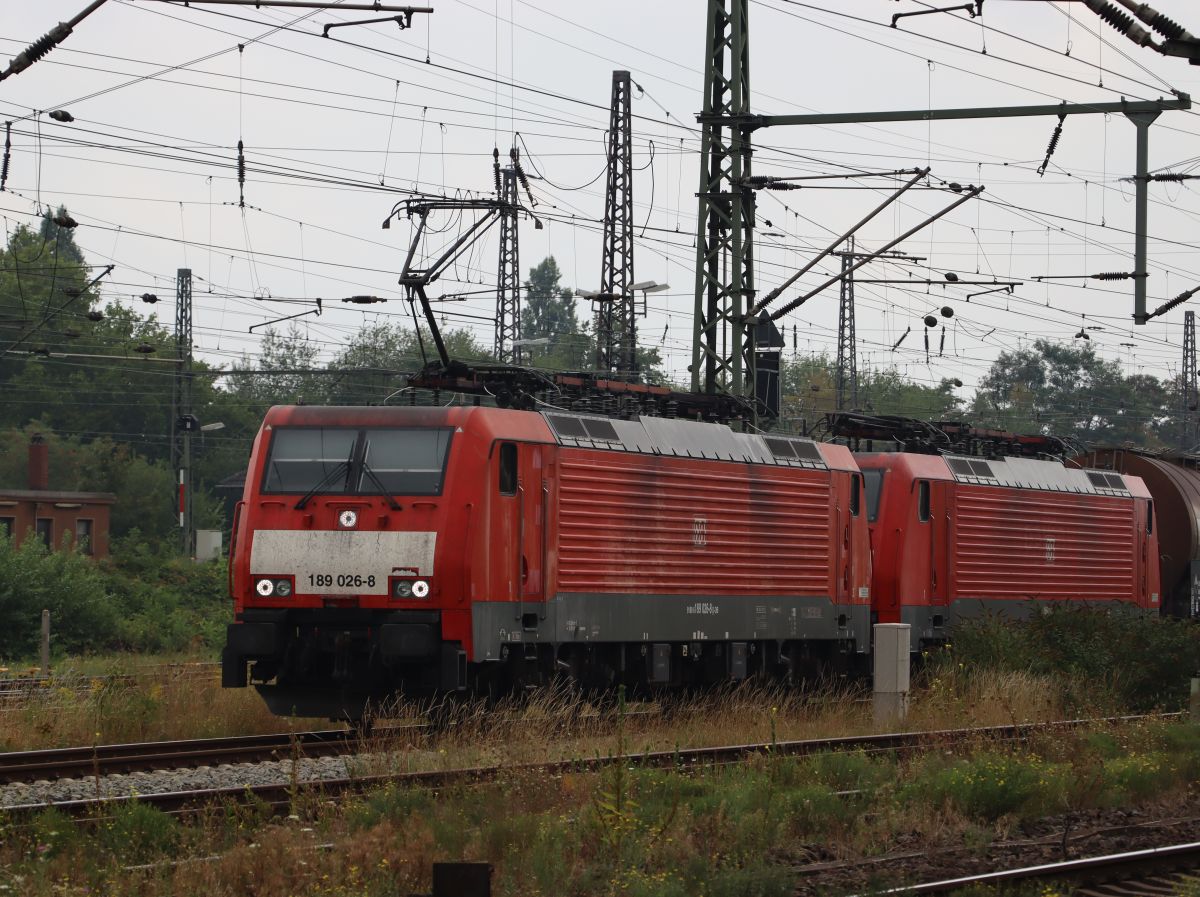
(0, 435, 114, 558)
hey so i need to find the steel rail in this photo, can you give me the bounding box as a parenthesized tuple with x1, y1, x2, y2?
(865, 841, 1200, 895)
(0, 708, 662, 782)
(0, 729, 360, 784)
(2, 714, 1177, 819)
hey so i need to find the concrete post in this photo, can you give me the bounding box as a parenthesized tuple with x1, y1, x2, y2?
(873, 623, 910, 728)
(40, 609, 50, 676)
(1191, 678, 1199, 718)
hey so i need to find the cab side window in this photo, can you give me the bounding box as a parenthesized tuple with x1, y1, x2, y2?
(849, 475, 861, 517)
(862, 469, 884, 522)
(499, 442, 518, 495)
(918, 481, 930, 522)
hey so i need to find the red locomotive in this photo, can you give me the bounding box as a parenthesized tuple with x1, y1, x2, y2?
(223, 405, 872, 718)
(856, 451, 1160, 652)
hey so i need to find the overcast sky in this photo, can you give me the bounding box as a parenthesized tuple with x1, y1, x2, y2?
(3, 0, 1200, 400)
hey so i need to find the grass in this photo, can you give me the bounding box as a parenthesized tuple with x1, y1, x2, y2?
(4, 605, 1158, 756)
(1, 716, 1198, 897)
(0, 653, 1105, 761)
(0, 655, 326, 751)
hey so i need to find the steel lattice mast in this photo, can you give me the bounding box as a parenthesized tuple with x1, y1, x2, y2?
(495, 161, 522, 365)
(1183, 309, 1197, 450)
(691, 0, 755, 407)
(170, 267, 194, 557)
(596, 70, 636, 377)
(835, 237, 858, 411)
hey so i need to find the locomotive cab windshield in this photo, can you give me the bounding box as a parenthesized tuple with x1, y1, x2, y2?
(262, 427, 453, 497)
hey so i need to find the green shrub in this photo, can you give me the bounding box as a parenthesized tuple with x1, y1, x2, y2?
(804, 749, 890, 792)
(938, 606, 1200, 711)
(98, 802, 180, 864)
(903, 752, 1068, 821)
(1100, 752, 1174, 804)
(9, 808, 80, 861)
(347, 784, 434, 831)
(0, 534, 115, 658)
(780, 783, 857, 837)
(0, 530, 230, 661)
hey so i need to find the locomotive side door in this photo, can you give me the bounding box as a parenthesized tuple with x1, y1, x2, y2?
(835, 471, 854, 611)
(518, 444, 545, 602)
(495, 442, 545, 614)
(928, 480, 951, 617)
(512, 443, 546, 638)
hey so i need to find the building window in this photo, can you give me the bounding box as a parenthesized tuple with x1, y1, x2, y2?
(35, 518, 52, 548)
(76, 518, 94, 555)
(499, 443, 518, 495)
(0, 517, 12, 539)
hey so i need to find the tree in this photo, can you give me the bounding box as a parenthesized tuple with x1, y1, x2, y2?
(522, 256, 592, 369)
(860, 368, 963, 420)
(0, 214, 242, 549)
(0, 210, 95, 372)
(773, 353, 964, 433)
(971, 339, 1168, 445)
(227, 323, 326, 408)
(39, 206, 86, 268)
(324, 322, 493, 404)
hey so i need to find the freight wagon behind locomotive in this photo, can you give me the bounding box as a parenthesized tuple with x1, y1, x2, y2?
(1076, 448, 1200, 619)
(223, 405, 872, 718)
(857, 450, 1160, 652)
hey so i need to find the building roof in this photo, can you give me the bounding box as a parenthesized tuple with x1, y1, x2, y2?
(216, 470, 246, 491)
(0, 490, 116, 504)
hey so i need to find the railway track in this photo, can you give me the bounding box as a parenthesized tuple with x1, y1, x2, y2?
(1, 714, 1173, 820)
(0, 728, 363, 784)
(871, 841, 1200, 895)
(0, 706, 664, 783)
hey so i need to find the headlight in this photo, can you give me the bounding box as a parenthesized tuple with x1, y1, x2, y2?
(274, 578, 293, 597)
(255, 578, 275, 597)
(392, 579, 430, 599)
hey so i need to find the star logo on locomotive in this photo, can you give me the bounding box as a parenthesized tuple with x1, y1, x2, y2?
(338, 509, 358, 529)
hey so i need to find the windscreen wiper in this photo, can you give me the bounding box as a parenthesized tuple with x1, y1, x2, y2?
(294, 457, 352, 510)
(358, 460, 403, 511)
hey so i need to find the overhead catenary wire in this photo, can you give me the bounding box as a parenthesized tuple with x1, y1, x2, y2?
(2, 0, 1190, 395)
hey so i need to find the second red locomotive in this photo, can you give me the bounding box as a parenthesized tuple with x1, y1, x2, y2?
(857, 451, 1160, 653)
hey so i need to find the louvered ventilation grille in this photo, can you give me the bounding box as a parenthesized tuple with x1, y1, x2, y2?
(948, 457, 994, 478)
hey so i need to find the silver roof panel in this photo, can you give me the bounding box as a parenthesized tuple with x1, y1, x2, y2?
(944, 454, 1130, 496)
(541, 412, 826, 468)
